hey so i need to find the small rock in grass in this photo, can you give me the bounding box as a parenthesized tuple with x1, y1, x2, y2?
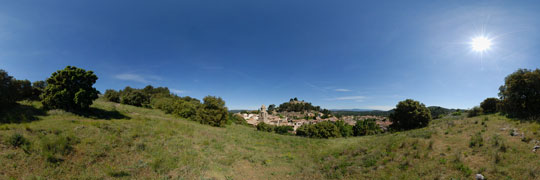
(475, 174, 485, 180)
(533, 145, 540, 152)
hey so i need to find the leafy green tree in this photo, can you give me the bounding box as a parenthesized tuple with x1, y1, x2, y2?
(172, 99, 200, 119)
(334, 120, 353, 137)
(31, 80, 47, 100)
(0, 69, 17, 108)
(256, 122, 274, 132)
(104, 89, 120, 103)
(296, 124, 309, 136)
(195, 96, 228, 127)
(307, 121, 341, 138)
(120, 90, 148, 107)
(467, 106, 483, 117)
(12, 79, 33, 100)
(274, 126, 293, 134)
(389, 99, 432, 131)
(41, 66, 99, 111)
(353, 119, 381, 136)
(498, 69, 540, 118)
(480, 97, 500, 114)
(268, 104, 276, 114)
(229, 113, 247, 125)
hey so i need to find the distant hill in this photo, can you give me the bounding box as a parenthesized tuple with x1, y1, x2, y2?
(331, 110, 393, 117)
(329, 109, 374, 112)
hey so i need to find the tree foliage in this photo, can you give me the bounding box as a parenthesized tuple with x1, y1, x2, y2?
(353, 119, 381, 136)
(0, 70, 18, 108)
(256, 122, 274, 132)
(498, 69, 540, 118)
(274, 125, 293, 134)
(296, 121, 341, 138)
(389, 99, 432, 131)
(104, 89, 121, 103)
(195, 96, 228, 127)
(480, 97, 500, 114)
(334, 120, 353, 137)
(468, 106, 483, 117)
(41, 66, 99, 111)
(277, 98, 322, 112)
(1, 70, 46, 108)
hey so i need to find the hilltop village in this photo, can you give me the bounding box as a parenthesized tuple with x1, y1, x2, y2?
(235, 98, 390, 132)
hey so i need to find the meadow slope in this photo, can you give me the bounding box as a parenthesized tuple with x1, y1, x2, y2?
(1, 99, 540, 179)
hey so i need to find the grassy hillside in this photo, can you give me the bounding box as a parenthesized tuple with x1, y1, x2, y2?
(2, 99, 540, 179)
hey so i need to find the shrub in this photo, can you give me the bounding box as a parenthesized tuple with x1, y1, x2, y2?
(306, 121, 341, 138)
(195, 96, 228, 127)
(274, 126, 293, 134)
(31, 80, 47, 100)
(229, 113, 247, 125)
(0, 69, 17, 108)
(469, 132, 484, 148)
(498, 69, 540, 118)
(353, 119, 381, 136)
(389, 99, 432, 130)
(334, 120, 353, 137)
(467, 106, 483, 117)
(41, 66, 99, 111)
(104, 89, 120, 103)
(41, 134, 79, 164)
(172, 99, 200, 119)
(8, 133, 30, 148)
(120, 89, 148, 107)
(480, 97, 500, 114)
(296, 124, 309, 136)
(256, 122, 274, 132)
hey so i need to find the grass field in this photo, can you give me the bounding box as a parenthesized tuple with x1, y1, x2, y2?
(1, 98, 540, 179)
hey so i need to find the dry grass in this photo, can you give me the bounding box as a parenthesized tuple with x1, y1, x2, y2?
(1, 99, 540, 179)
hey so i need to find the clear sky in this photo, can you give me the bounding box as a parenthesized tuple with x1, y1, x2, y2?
(1, 0, 540, 110)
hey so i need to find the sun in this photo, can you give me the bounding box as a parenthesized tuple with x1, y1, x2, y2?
(470, 36, 492, 52)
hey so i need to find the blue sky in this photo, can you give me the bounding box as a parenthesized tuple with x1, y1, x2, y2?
(1, 0, 540, 110)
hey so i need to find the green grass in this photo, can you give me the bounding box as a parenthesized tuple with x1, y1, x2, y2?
(1, 98, 540, 179)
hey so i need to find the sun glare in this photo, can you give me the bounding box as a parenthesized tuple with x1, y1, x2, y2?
(470, 36, 492, 52)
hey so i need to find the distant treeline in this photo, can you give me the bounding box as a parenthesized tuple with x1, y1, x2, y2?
(104, 86, 245, 127)
(331, 110, 393, 117)
(332, 106, 462, 119)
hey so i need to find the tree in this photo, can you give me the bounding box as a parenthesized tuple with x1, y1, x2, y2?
(334, 120, 353, 137)
(104, 89, 120, 103)
(389, 99, 432, 131)
(120, 90, 148, 107)
(353, 119, 381, 136)
(12, 79, 33, 100)
(256, 122, 274, 132)
(195, 96, 228, 127)
(31, 80, 47, 100)
(468, 106, 483, 117)
(480, 97, 500, 114)
(0, 69, 17, 108)
(268, 104, 276, 114)
(307, 121, 341, 138)
(41, 66, 99, 111)
(274, 126, 293, 134)
(498, 69, 540, 118)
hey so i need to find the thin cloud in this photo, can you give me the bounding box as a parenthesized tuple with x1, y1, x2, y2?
(170, 89, 185, 95)
(114, 73, 161, 83)
(334, 88, 351, 92)
(364, 105, 394, 111)
(326, 96, 366, 102)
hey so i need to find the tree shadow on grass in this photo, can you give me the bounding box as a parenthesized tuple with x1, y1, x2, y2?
(0, 103, 46, 124)
(72, 108, 130, 120)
